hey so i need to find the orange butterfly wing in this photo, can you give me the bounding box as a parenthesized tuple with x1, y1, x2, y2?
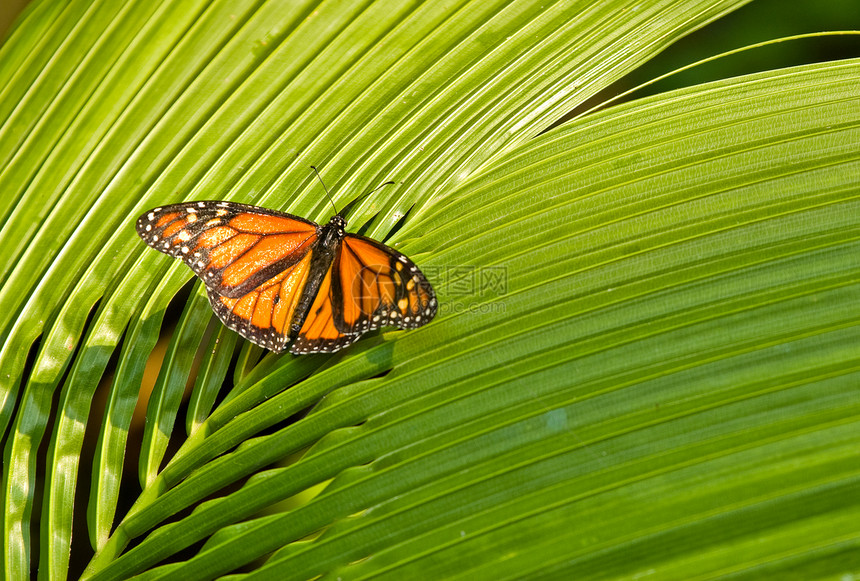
(136, 201, 318, 298)
(289, 266, 363, 354)
(290, 234, 436, 354)
(136, 201, 320, 352)
(206, 251, 315, 352)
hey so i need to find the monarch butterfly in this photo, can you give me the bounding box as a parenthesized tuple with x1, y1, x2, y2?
(135, 173, 436, 354)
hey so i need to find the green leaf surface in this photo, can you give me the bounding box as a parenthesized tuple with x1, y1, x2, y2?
(97, 58, 860, 579)
(185, 324, 237, 436)
(1, 0, 857, 579)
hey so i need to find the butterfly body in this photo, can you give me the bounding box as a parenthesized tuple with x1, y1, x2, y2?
(136, 201, 436, 354)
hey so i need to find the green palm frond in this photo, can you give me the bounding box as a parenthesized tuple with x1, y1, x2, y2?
(0, 0, 857, 579)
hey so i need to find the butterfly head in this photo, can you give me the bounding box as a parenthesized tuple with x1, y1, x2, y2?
(328, 214, 347, 235)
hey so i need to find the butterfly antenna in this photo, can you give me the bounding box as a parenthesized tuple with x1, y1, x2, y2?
(364, 180, 395, 198)
(310, 165, 339, 215)
(352, 179, 396, 208)
(339, 179, 395, 219)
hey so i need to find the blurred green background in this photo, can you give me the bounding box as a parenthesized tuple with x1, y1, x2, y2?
(630, 0, 860, 94)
